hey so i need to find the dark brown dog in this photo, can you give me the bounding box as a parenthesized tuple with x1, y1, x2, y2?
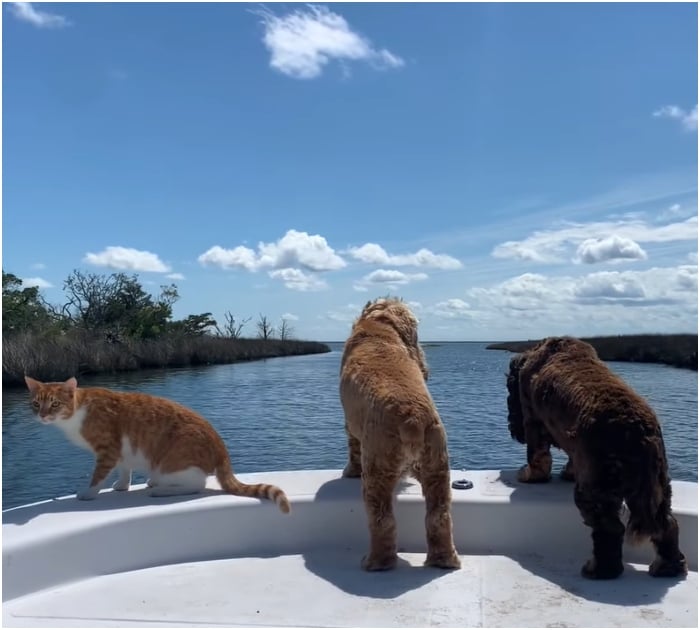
(507, 336, 687, 579)
(339, 298, 460, 571)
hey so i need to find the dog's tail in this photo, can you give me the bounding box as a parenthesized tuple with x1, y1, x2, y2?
(623, 429, 672, 545)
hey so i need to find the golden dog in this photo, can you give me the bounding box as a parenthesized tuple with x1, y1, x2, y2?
(339, 298, 460, 571)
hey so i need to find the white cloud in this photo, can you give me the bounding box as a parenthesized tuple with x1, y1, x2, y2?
(256, 4, 404, 79)
(347, 243, 462, 269)
(675, 265, 697, 291)
(31, 262, 46, 270)
(653, 104, 698, 132)
(498, 273, 555, 299)
(199, 245, 259, 271)
(467, 273, 563, 314)
(429, 298, 473, 319)
(492, 216, 697, 264)
(657, 203, 697, 223)
(281, 312, 299, 321)
(9, 2, 70, 28)
(166, 273, 185, 280)
(413, 264, 695, 340)
(492, 240, 559, 264)
(325, 303, 362, 323)
(573, 272, 647, 301)
(467, 266, 696, 313)
(353, 268, 427, 292)
(21, 276, 53, 289)
(199, 229, 345, 272)
(363, 269, 428, 285)
(575, 235, 647, 264)
(83, 246, 171, 273)
(268, 267, 328, 291)
(257, 230, 346, 271)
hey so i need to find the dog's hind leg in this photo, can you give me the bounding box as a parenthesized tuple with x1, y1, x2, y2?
(560, 456, 575, 481)
(624, 472, 688, 577)
(342, 428, 362, 478)
(420, 424, 461, 569)
(574, 459, 625, 579)
(360, 448, 402, 571)
(648, 514, 688, 577)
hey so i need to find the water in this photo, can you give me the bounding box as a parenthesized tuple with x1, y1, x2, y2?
(2, 343, 697, 509)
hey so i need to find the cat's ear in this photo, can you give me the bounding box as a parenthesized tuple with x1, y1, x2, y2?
(24, 375, 41, 393)
(64, 377, 78, 392)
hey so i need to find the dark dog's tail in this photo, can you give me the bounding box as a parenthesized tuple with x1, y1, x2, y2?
(624, 430, 673, 544)
(506, 353, 527, 444)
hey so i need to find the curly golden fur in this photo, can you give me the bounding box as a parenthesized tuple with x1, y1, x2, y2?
(506, 336, 687, 580)
(339, 298, 460, 571)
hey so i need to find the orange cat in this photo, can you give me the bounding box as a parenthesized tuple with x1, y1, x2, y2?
(25, 376, 290, 513)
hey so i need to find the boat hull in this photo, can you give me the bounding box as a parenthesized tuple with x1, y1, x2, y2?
(3, 469, 697, 627)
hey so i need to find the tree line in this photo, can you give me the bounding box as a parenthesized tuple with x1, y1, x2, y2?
(2, 270, 329, 387)
(3, 270, 296, 341)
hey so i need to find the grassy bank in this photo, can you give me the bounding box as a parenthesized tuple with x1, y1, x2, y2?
(2, 331, 331, 388)
(486, 333, 698, 370)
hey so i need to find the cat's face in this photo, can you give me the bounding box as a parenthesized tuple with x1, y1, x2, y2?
(25, 377, 78, 424)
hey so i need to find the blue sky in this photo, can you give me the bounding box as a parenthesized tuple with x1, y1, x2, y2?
(2, 1, 698, 341)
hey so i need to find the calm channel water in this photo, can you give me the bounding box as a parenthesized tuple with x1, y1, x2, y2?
(2, 342, 697, 509)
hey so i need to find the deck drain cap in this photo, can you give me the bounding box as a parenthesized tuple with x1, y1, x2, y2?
(451, 479, 473, 490)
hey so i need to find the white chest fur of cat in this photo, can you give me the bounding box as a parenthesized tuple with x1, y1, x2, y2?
(55, 406, 91, 451)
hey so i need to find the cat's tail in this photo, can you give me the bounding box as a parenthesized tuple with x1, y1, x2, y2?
(216, 459, 291, 514)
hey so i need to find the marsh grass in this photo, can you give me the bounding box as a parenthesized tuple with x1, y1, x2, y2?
(486, 334, 698, 370)
(2, 331, 331, 387)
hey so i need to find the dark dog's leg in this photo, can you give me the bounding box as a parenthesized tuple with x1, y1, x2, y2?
(410, 461, 422, 484)
(342, 426, 362, 478)
(518, 414, 552, 483)
(420, 424, 460, 569)
(648, 515, 688, 577)
(560, 457, 575, 482)
(625, 488, 688, 577)
(360, 451, 401, 571)
(623, 446, 688, 578)
(574, 462, 625, 579)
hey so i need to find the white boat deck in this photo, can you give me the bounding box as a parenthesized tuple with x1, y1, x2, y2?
(3, 470, 697, 627)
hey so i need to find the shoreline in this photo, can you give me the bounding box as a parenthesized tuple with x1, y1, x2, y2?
(2, 333, 331, 389)
(486, 333, 698, 371)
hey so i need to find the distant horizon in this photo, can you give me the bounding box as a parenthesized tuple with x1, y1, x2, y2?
(3, 2, 697, 341)
(307, 332, 699, 345)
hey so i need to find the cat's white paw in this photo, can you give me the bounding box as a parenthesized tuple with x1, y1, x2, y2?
(76, 487, 99, 501)
(112, 479, 130, 491)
